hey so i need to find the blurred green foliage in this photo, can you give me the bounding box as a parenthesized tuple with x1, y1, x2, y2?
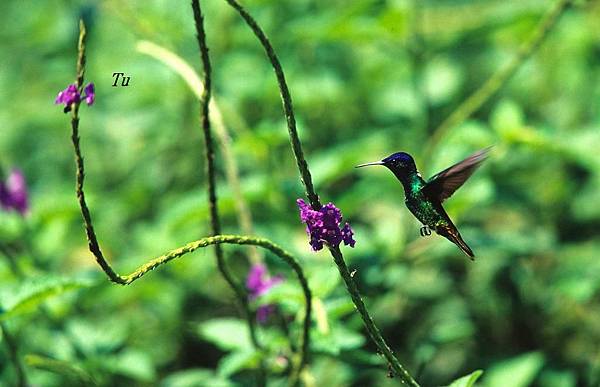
(1, 0, 600, 386)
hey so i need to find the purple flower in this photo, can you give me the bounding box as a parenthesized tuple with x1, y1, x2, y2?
(55, 82, 95, 112)
(256, 304, 276, 324)
(0, 169, 29, 216)
(246, 263, 283, 323)
(84, 83, 95, 105)
(55, 84, 80, 111)
(297, 199, 356, 251)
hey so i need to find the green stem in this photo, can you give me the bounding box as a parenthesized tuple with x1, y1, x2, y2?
(190, 2, 266, 384)
(223, 1, 419, 385)
(135, 40, 263, 264)
(425, 0, 573, 159)
(66, 17, 312, 385)
(0, 243, 23, 278)
(329, 247, 419, 386)
(223, 0, 321, 210)
(1, 322, 27, 387)
(214, 114, 263, 264)
(70, 21, 123, 285)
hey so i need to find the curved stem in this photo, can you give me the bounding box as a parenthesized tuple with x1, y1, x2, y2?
(190, 2, 266, 384)
(214, 115, 263, 264)
(425, 0, 573, 159)
(70, 21, 123, 285)
(223, 0, 321, 210)
(67, 17, 312, 384)
(223, 1, 419, 385)
(1, 322, 27, 387)
(135, 40, 263, 264)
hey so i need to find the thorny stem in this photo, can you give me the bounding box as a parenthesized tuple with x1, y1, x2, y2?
(190, 1, 266, 384)
(224, 1, 419, 385)
(425, 0, 574, 160)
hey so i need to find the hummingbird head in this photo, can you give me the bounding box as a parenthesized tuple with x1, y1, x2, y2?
(356, 152, 417, 175)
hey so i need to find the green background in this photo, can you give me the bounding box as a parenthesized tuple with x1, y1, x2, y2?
(1, 0, 599, 386)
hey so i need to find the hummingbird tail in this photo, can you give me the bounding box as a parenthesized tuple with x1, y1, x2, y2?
(437, 226, 475, 260)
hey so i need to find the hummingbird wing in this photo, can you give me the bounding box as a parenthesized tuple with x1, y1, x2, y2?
(423, 147, 490, 202)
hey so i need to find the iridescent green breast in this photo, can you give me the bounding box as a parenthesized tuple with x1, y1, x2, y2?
(403, 173, 449, 228)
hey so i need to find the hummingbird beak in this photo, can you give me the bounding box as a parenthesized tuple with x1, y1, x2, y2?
(355, 161, 384, 168)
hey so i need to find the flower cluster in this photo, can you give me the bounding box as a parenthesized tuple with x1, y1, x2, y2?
(297, 199, 355, 251)
(246, 263, 283, 323)
(55, 83, 95, 112)
(0, 169, 29, 216)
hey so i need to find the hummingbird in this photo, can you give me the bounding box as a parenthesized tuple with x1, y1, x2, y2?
(356, 148, 490, 259)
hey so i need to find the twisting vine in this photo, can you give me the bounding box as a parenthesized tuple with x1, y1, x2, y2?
(189, 1, 266, 385)
(222, 1, 419, 385)
(65, 18, 312, 384)
(0, 322, 27, 387)
(0, 242, 27, 387)
(0, 247, 27, 387)
(135, 40, 263, 265)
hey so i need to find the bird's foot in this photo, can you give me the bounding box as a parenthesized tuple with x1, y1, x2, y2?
(419, 225, 432, 237)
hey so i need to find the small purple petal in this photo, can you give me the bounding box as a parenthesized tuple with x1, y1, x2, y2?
(6, 169, 29, 215)
(83, 83, 95, 105)
(0, 169, 29, 216)
(55, 84, 81, 107)
(256, 304, 276, 324)
(246, 264, 283, 323)
(341, 223, 356, 247)
(246, 263, 268, 297)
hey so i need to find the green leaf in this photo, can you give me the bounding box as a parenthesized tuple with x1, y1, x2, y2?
(136, 40, 203, 100)
(197, 318, 252, 351)
(484, 352, 545, 387)
(66, 318, 128, 357)
(217, 350, 259, 378)
(448, 370, 484, 387)
(309, 264, 341, 298)
(424, 58, 464, 105)
(25, 354, 98, 386)
(0, 276, 94, 321)
(161, 369, 234, 387)
(106, 350, 156, 382)
(312, 324, 366, 355)
(538, 369, 576, 387)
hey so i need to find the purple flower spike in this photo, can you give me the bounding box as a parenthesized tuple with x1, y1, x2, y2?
(297, 199, 356, 251)
(246, 263, 283, 324)
(83, 83, 95, 105)
(0, 169, 29, 216)
(55, 84, 81, 112)
(55, 82, 95, 112)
